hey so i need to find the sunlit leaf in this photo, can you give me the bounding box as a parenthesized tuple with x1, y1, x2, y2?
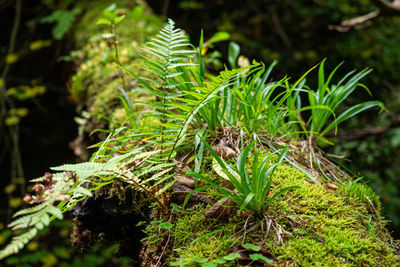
(96, 18, 112, 25)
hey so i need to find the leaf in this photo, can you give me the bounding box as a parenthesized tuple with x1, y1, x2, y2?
(243, 243, 261, 251)
(223, 253, 241, 261)
(4, 184, 16, 194)
(228, 42, 240, 68)
(131, 6, 144, 21)
(158, 222, 174, 230)
(9, 198, 22, 209)
(5, 116, 20, 126)
(102, 3, 117, 19)
(41, 8, 81, 40)
(322, 100, 384, 135)
(5, 54, 19, 64)
(205, 197, 235, 220)
(211, 145, 238, 159)
(249, 253, 273, 263)
(191, 257, 207, 263)
(212, 158, 240, 182)
(46, 206, 63, 220)
(96, 18, 111, 25)
(113, 15, 125, 24)
(212, 259, 226, 264)
(207, 31, 230, 44)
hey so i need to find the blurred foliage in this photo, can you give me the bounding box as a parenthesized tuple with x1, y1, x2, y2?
(0, 221, 133, 266)
(41, 8, 81, 40)
(147, 0, 400, 237)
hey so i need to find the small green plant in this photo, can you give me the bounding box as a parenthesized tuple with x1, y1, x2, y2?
(294, 59, 385, 141)
(187, 141, 299, 215)
(140, 220, 174, 246)
(96, 3, 127, 90)
(119, 19, 257, 160)
(170, 243, 273, 266)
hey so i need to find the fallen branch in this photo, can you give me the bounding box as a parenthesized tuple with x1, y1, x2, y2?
(328, 10, 380, 32)
(329, 0, 400, 32)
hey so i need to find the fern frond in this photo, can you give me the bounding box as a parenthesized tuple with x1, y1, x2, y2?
(0, 229, 38, 260)
(166, 63, 259, 161)
(0, 147, 148, 260)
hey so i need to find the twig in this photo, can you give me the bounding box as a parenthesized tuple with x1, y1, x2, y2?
(155, 228, 171, 267)
(2, 0, 23, 220)
(372, 0, 400, 14)
(329, 0, 400, 32)
(328, 10, 380, 32)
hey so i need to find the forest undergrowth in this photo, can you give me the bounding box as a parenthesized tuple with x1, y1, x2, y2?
(0, 6, 399, 266)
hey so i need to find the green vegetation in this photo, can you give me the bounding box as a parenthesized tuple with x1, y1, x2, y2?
(1, 2, 399, 266)
(188, 142, 300, 215)
(169, 160, 398, 265)
(153, 0, 400, 233)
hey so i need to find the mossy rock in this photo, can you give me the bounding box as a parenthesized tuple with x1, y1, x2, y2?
(141, 148, 399, 266)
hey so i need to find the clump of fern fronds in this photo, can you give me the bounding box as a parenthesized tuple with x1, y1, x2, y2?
(0, 147, 169, 259)
(120, 19, 259, 160)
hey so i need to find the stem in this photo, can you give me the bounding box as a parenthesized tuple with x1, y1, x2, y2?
(112, 23, 127, 91)
(1, 0, 22, 134)
(1, 0, 23, 219)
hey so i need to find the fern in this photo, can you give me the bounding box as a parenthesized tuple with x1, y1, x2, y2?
(141, 19, 196, 152)
(120, 19, 259, 160)
(118, 19, 260, 195)
(0, 171, 90, 260)
(119, 19, 195, 155)
(0, 147, 167, 259)
(167, 65, 258, 161)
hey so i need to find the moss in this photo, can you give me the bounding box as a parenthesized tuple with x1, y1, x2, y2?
(70, 1, 162, 134)
(170, 207, 244, 265)
(167, 149, 399, 266)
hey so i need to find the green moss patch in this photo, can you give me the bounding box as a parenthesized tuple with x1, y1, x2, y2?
(167, 149, 399, 266)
